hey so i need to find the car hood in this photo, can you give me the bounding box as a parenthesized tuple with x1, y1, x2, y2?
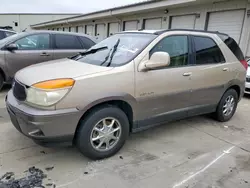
(15, 58, 113, 86)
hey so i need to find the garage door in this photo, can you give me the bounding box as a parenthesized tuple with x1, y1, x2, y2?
(96, 24, 106, 41)
(144, 18, 162, 30)
(170, 15, 196, 29)
(108, 22, 120, 36)
(86, 25, 95, 36)
(124, 20, 138, 31)
(64, 27, 69, 32)
(207, 10, 245, 43)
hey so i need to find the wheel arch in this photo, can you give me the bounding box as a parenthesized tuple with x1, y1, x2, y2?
(74, 96, 136, 142)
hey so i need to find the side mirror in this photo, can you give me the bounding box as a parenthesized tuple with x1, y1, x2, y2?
(6, 43, 18, 51)
(143, 52, 170, 71)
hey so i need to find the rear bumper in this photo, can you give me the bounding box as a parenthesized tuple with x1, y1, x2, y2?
(6, 90, 83, 146)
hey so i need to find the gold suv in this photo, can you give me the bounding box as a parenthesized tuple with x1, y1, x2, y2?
(6, 29, 247, 160)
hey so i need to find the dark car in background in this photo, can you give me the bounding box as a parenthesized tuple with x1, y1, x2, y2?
(0, 30, 96, 90)
(0, 29, 17, 40)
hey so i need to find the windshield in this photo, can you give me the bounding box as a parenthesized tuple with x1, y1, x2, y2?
(0, 32, 25, 46)
(76, 33, 157, 67)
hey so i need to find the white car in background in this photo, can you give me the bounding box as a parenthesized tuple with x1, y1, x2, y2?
(245, 59, 250, 94)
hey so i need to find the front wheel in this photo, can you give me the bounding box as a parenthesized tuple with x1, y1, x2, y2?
(215, 89, 238, 122)
(76, 106, 129, 160)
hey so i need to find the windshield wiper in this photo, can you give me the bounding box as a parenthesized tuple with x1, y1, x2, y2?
(101, 39, 120, 67)
(69, 46, 108, 60)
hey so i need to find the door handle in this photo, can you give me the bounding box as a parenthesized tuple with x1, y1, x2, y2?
(183, 72, 192, 77)
(40, 52, 50, 56)
(223, 68, 229, 71)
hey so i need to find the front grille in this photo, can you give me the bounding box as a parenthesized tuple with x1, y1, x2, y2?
(246, 77, 250, 82)
(13, 79, 27, 101)
(245, 88, 250, 92)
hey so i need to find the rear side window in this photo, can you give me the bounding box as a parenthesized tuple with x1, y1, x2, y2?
(54, 34, 82, 49)
(79, 36, 95, 49)
(220, 36, 244, 61)
(193, 36, 225, 65)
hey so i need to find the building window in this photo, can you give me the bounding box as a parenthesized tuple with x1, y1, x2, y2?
(69, 27, 71, 32)
(76, 26, 79, 33)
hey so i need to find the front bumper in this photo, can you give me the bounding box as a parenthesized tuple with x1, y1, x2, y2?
(6, 90, 83, 146)
(245, 82, 250, 94)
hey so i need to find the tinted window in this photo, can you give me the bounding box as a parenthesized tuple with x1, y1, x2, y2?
(15, 34, 50, 50)
(0, 31, 5, 40)
(150, 35, 189, 67)
(219, 35, 244, 61)
(79, 36, 95, 49)
(54, 34, 82, 49)
(193, 36, 225, 65)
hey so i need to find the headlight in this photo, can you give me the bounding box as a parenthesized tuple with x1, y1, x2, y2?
(26, 78, 75, 107)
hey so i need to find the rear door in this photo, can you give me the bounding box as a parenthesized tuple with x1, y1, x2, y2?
(188, 35, 232, 114)
(52, 34, 86, 59)
(4, 33, 53, 78)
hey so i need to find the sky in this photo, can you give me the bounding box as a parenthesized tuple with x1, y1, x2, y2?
(0, 0, 146, 14)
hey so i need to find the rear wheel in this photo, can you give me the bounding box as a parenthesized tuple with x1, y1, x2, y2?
(215, 89, 238, 122)
(76, 106, 129, 160)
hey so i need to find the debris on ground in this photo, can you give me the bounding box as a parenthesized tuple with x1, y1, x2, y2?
(45, 167, 54, 171)
(0, 166, 48, 188)
(84, 172, 89, 175)
(119, 156, 123, 159)
(40, 151, 46, 154)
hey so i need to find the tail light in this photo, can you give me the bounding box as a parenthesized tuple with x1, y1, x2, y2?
(240, 60, 248, 70)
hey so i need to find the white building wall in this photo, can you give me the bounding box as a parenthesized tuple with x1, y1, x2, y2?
(33, 0, 250, 57)
(0, 14, 79, 32)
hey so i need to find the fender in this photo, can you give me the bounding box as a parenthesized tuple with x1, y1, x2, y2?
(76, 92, 138, 119)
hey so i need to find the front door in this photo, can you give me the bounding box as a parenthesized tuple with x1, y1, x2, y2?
(52, 34, 86, 59)
(136, 35, 193, 126)
(188, 35, 232, 115)
(4, 33, 53, 78)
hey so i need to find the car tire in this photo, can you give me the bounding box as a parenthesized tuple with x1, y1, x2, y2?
(76, 106, 129, 160)
(215, 89, 238, 122)
(0, 74, 4, 91)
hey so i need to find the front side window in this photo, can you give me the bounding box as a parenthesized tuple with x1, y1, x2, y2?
(54, 34, 82, 49)
(14, 34, 50, 50)
(76, 33, 156, 67)
(150, 35, 189, 67)
(193, 36, 225, 65)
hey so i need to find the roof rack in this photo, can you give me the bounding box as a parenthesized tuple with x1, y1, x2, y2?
(154, 29, 228, 36)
